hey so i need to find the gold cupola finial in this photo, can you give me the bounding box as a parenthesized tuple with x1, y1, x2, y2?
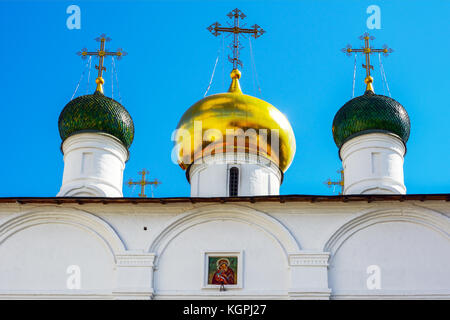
(76, 34, 127, 94)
(364, 75, 374, 92)
(342, 32, 393, 93)
(95, 77, 105, 93)
(228, 69, 242, 93)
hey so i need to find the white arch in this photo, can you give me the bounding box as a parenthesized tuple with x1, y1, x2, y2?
(0, 205, 126, 261)
(148, 204, 301, 264)
(323, 206, 450, 256)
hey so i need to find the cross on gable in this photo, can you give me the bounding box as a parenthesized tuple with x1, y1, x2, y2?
(127, 169, 161, 198)
(324, 168, 345, 195)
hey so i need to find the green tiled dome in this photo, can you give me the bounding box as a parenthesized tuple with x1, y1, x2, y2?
(332, 91, 410, 149)
(58, 91, 134, 149)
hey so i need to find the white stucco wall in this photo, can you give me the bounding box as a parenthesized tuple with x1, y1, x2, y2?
(0, 223, 115, 294)
(0, 200, 448, 299)
(189, 153, 282, 197)
(155, 220, 289, 298)
(57, 132, 128, 197)
(340, 133, 406, 195)
(328, 220, 450, 298)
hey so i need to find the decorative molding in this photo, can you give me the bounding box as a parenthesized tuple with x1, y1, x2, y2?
(154, 291, 288, 299)
(114, 252, 156, 299)
(331, 289, 450, 300)
(288, 288, 332, 300)
(288, 252, 330, 267)
(148, 204, 301, 265)
(0, 291, 114, 300)
(0, 206, 126, 259)
(115, 253, 155, 267)
(324, 207, 450, 255)
(112, 288, 154, 300)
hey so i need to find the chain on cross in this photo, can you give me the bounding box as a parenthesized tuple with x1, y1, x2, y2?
(207, 8, 265, 70)
(127, 169, 161, 198)
(342, 32, 393, 92)
(77, 34, 127, 94)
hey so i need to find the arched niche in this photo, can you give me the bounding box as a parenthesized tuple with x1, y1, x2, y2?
(149, 204, 301, 297)
(0, 206, 126, 295)
(324, 208, 450, 298)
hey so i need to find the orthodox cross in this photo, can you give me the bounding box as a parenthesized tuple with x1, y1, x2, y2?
(77, 34, 127, 93)
(342, 32, 393, 92)
(207, 8, 265, 70)
(127, 169, 161, 198)
(324, 168, 344, 195)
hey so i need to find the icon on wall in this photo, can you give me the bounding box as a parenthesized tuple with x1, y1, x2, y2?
(208, 256, 238, 285)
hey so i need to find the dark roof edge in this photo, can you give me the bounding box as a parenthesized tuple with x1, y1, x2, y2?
(2, 194, 450, 205)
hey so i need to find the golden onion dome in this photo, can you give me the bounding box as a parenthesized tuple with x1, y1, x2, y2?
(174, 69, 296, 174)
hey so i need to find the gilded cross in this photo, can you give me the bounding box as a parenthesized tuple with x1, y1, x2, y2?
(342, 32, 393, 92)
(207, 8, 265, 70)
(127, 169, 161, 198)
(324, 168, 345, 195)
(77, 34, 127, 93)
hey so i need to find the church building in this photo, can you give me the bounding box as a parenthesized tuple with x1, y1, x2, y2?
(0, 9, 449, 299)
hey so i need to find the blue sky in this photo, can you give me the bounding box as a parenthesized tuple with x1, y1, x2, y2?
(0, 0, 449, 197)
